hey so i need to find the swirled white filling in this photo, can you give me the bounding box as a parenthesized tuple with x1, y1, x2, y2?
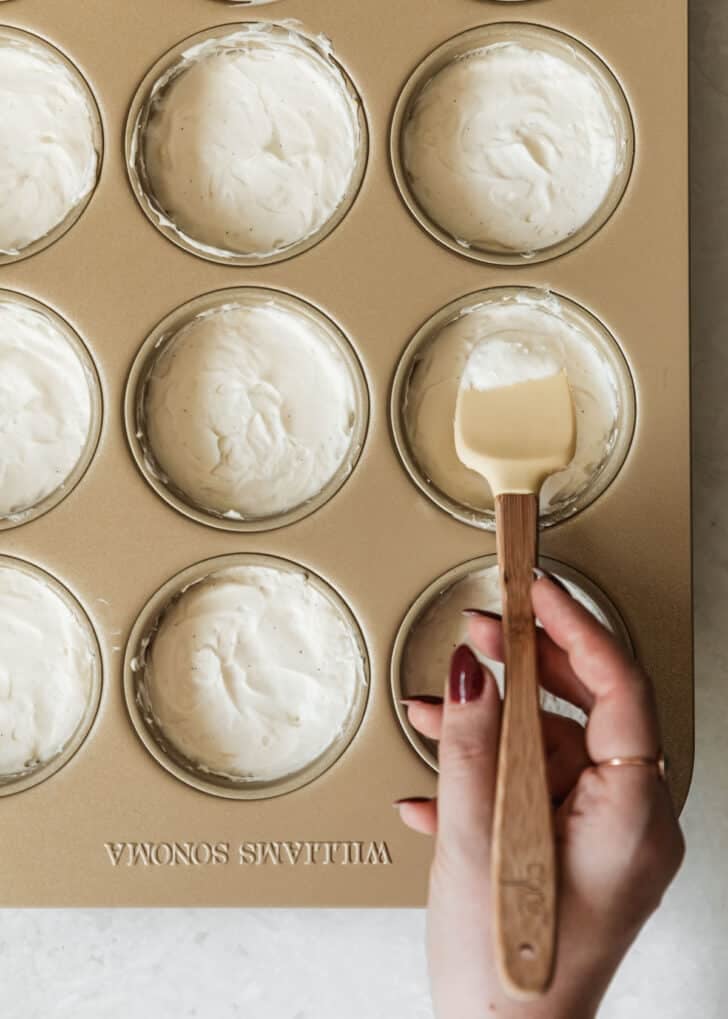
(403, 42, 623, 253)
(145, 566, 365, 782)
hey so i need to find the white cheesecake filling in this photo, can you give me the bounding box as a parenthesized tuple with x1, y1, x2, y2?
(0, 565, 95, 775)
(461, 338, 562, 391)
(0, 300, 93, 520)
(0, 35, 99, 255)
(402, 41, 624, 254)
(144, 565, 366, 782)
(403, 293, 622, 519)
(140, 26, 361, 258)
(143, 298, 358, 519)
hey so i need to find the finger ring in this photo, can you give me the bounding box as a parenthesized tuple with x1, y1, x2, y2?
(596, 752, 667, 780)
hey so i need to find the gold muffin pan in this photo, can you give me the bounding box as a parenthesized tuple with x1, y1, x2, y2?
(0, 0, 690, 907)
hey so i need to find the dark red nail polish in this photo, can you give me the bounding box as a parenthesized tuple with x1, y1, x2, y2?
(449, 645, 484, 704)
(463, 608, 502, 621)
(401, 695, 444, 706)
(393, 797, 432, 807)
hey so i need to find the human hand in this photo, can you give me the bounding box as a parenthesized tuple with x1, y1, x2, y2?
(396, 575, 684, 1019)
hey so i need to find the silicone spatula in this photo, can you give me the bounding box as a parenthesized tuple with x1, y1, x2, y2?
(454, 354, 576, 999)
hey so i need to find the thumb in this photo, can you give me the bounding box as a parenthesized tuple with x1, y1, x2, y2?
(436, 644, 502, 868)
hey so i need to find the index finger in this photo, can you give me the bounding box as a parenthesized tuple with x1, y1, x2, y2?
(531, 577, 661, 763)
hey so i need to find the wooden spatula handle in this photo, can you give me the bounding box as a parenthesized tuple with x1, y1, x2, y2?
(492, 493, 556, 999)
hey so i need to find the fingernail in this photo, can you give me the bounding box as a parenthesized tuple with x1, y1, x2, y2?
(533, 568, 570, 595)
(400, 695, 444, 706)
(393, 797, 432, 808)
(462, 608, 502, 621)
(449, 644, 484, 704)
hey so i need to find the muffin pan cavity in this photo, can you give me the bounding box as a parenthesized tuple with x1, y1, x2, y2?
(0, 27, 102, 264)
(125, 288, 369, 532)
(126, 23, 368, 265)
(124, 554, 370, 800)
(0, 290, 102, 530)
(0, 556, 102, 797)
(392, 556, 631, 773)
(392, 287, 636, 530)
(391, 23, 634, 265)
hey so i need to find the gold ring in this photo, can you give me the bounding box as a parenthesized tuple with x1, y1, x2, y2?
(596, 752, 666, 780)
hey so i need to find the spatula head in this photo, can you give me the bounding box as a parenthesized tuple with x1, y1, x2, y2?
(455, 348, 576, 497)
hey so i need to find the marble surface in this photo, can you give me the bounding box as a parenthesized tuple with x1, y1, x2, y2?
(1, 2, 727, 1016)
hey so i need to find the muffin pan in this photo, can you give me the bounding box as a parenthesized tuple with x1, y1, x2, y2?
(0, 0, 691, 907)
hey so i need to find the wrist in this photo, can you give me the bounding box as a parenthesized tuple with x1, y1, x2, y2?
(486, 941, 624, 1019)
(526, 939, 626, 1019)
(434, 954, 615, 1019)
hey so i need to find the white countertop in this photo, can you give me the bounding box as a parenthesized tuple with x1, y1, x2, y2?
(2, 1, 726, 1016)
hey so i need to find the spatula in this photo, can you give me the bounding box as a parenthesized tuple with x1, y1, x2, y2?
(455, 345, 576, 999)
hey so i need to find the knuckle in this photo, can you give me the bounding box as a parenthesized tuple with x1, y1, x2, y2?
(625, 812, 685, 917)
(563, 771, 685, 928)
(569, 765, 607, 809)
(576, 633, 611, 673)
(649, 817, 686, 882)
(637, 840, 672, 889)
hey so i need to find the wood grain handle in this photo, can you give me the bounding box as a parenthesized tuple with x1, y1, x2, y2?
(492, 493, 556, 999)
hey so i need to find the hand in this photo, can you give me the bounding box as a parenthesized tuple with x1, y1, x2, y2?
(396, 575, 685, 1019)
